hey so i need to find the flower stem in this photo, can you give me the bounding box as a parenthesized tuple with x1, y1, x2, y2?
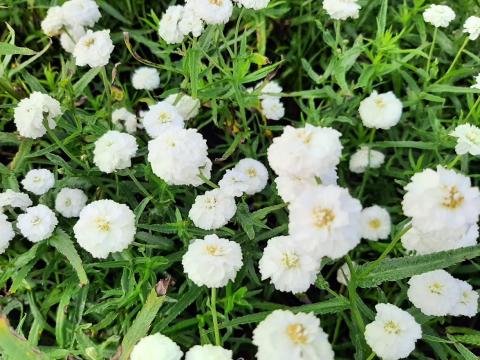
(211, 287, 221, 346)
(437, 37, 469, 83)
(426, 27, 438, 80)
(465, 96, 480, 121)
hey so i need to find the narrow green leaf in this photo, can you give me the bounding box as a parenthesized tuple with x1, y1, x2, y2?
(0, 42, 35, 56)
(72, 67, 102, 96)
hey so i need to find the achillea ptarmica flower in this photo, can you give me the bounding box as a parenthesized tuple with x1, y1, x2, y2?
(360, 205, 391, 241)
(253, 310, 334, 360)
(73, 199, 136, 258)
(471, 73, 480, 89)
(289, 185, 362, 259)
(336, 262, 355, 286)
(61, 0, 101, 28)
(423, 4, 456, 28)
(93, 130, 138, 174)
(267, 124, 342, 179)
(158, 5, 185, 44)
(73, 29, 114, 68)
(364, 303, 422, 360)
(450, 123, 480, 156)
(131, 333, 183, 360)
(349, 146, 385, 174)
(142, 101, 184, 138)
(407, 270, 461, 316)
(165, 93, 201, 120)
(185, 345, 233, 360)
(0, 214, 15, 254)
(14, 92, 62, 139)
(147, 127, 211, 186)
(322, 0, 361, 21)
(55, 188, 88, 218)
(259, 235, 319, 294)
(21, 169, 55, 196)
(0, 190, 32, 211)
(178, 3, 204, 38)
(463, 16, 480, 40)
(402, 166, 480, 233)
(234, 158, 269, 195)
(190, 0, 233, 25)
(359, 91, 403, 130)
(60, 25, 86, 53)
(218, 169, 250, 197)
(41, 6, 65, 36)
(182, 234, 243, 288)
(112, 108, 138, 134)
(188, 189, 236, 230)
(131, 67, 160, 91)
(17, 205, 58, 243)
(261, 97, 285, 120)
(234, 0, 270, 10)
(450, 280, 479, 317)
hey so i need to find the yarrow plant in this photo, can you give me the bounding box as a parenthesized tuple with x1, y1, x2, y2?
(1, 1, 480, 359)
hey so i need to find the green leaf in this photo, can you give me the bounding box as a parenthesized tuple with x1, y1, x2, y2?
(357, 245, 480, 288)
(72, 67, 102, 96)
(115, 288, 167, 360)
(0, 316, 49, 360)
(0, 42, 36, 56)
(49, 229, 89, 286)
(97, 0, 132, 24)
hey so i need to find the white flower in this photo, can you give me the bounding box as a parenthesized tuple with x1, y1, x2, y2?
(41, 6, 65, 36)
(0, 190, 32, 211)
(322, 0, 361, 20)
(336, 262, 355, 286)
(112, 108, 138, 134)
(62, 0, 101, 28)
(402, 166, 480, 233)
(401, 223, 478, 255)
(22, 169, 55, 195)
(259, 235, 319, 294)
(234, 158, 269, 195)
(185, 345, 232, 360)
(0, 214, 14, 254)
(472, 73, 480, 89)
(360, 205, 391, 241)
(148, 127, 211, 186)
(190, 0, 233, 25)
(73, 199, 136, 258)
(14, 92, 62, 139)
(267, 124, 342, 178)
(188, 189, 236, 230)
(178, 4, 204, 37)
(289, 185, 362, 259)
(407, 270, 461, 316)
(182, 234, 243, 288)
(73, 29, 114, 68)
(131, 333, 183, 360)
(423, 4, 456, 28)
(364, 303, 422, 360)
(349, 146, 385, 174)
(55, 188, 88, 218)
(253, 310, 334, 360)
(257, 81, 283, 99)
(143, 102, 184, 138)
(261, 98, 285, 120)
(17, 205, 58, 243)
(60, 25, 86, 53)
(158, 5, 185, 44)
(132, 67, 161, 91)
(234, 0, 270, 10)
(359, 91, 403, 130)
(449, 280, 479, 317)
(218, 169, 249, 197)
(463, 16, 480, 40)
(165, 93, 201, 120)
(450, 123, 480, 156)
(93, 130, 138, 173)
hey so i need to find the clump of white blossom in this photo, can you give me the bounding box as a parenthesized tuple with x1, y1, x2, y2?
(349, 146, 385, 174)
(463, 16, 480, 40)
(322, 0, 361, 21)
(257, 81, 285, 120)
(93, 130, 138, 173)
(364, 303, 422, 360)
(182, 234, 243, 288)
(359, 91, 403, 130)
(0, 214, 15, 254)
(131, 67, 161, 91)
(253, 310, 334, 360)
(22, 169, 55, 196)
(423, 4, 456, 28)
(360, 205, 391, 241)
(165, 93, 201, 120)
(73, 29, 114, 68)
(17, 204, 58, 243)
(112, 108, 139, 134)
(14, 92, 62, 139)
(143, 101, 185, 138)
(185, 345, 233, 360)
(0, 190, 32, 211)
(131, 333, 183, 360)
(73, 199, 136, 258)
(188, 189, 236, 230)
(450, 123, 480, 156)
(55, 188, 88, 218)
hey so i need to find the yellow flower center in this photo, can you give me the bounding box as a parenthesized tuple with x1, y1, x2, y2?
(312, 207, 335, 229)
(84, 38, 95, 47)
(64, 198, 72, 207)
(384, 320, 401, 335)
(208, 0, 223, 5)
(204, 197, 217, 209)
(286, 323, 309, 344)
(33, 176, 42, 183)
(205, 245, 222, 256)
(296, 130, 313, 144)
(281, 252, 300, 269)
(374, 97, 385, 108)
(95, 217, 111, 232)
(369, 219, 381, 229)
(442, 186, 464, 209)
(429, 282, 443, 295)
(31, 216, 41, 225)
(158, 112, 172, 123)
(466, 132, 480, 145)
(247, 168, 257, 177)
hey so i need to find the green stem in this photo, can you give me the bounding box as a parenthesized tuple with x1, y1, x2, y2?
(437, 37, 469, 83)
(366, 353, 376, 360)
(211, 288, 221, 346)
(465, 96, 480, 121)
(426, 27, 438, 80)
